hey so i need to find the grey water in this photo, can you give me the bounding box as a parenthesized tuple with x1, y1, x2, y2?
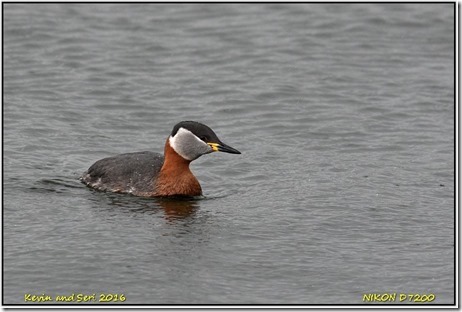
(3, 3, 454, 305)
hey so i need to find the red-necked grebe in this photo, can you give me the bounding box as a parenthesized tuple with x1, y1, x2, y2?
(80, 121, 241, 197)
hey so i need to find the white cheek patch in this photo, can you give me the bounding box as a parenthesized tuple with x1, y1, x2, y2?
(169, 127, 210, 161)
(169, 133, 190, 160)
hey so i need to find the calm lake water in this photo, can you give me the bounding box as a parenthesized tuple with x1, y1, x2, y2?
(3, 3, 454, 305)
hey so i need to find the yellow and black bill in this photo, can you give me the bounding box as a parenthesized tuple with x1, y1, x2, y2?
(207, 142, 241, 154)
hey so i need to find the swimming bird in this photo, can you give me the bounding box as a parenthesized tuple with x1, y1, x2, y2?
(80, 121, 241, 197)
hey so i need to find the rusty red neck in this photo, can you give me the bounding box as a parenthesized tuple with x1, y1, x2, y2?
(154, 138, 202, 197)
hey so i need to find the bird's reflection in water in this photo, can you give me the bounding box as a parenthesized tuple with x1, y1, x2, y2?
(87, 191, 204, 223)
(92, 191, 201, 223)
(156, 197, 200, 222)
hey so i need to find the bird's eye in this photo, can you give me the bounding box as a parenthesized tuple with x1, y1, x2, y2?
(200, 136, 207, 142)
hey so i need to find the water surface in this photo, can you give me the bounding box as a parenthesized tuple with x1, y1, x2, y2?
(3, 3, 454, 305)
